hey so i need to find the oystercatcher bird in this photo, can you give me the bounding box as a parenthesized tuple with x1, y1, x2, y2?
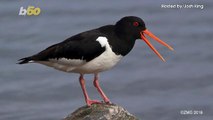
(18, 16, 173, 106)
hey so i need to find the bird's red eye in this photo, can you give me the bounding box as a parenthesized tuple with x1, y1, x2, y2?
(133, 22, 139, 27)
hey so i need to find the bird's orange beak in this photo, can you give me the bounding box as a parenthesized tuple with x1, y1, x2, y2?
(140, 29, 174, 62)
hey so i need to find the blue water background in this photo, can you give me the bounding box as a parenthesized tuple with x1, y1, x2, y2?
(0, 0, 213, 120)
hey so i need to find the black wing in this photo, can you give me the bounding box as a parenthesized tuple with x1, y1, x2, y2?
(18, 30, 106, 64)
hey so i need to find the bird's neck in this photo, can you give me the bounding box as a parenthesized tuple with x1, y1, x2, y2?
(113, 27, 137, 56)
(112, 35, 136, 56)
(99, 25, 136, 56)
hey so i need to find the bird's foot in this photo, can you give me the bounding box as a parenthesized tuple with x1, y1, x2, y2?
(86, 99, 102, 106)
(103, 98, 111, 104)
(105, 101, 111, 104)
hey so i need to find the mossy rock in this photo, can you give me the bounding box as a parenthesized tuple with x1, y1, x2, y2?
(63, 103, 139, 120)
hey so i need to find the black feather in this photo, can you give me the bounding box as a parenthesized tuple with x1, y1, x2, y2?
(18, 57, 32, 64)
(18, 28, 107, 63)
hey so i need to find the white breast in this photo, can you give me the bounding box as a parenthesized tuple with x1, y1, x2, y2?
(72, 36, 123, 74)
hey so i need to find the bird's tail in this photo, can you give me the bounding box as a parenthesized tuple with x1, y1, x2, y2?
(18, 57, 33, 64)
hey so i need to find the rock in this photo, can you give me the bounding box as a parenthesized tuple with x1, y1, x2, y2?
(63, 103, 139, 120)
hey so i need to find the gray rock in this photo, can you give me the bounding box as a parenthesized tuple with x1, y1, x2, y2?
(63, 103, 139, 120)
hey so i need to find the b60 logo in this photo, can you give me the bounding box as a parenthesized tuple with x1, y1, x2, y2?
(19, 6, 41, 16)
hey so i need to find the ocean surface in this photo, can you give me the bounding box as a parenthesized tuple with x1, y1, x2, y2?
(0, 0, 213, 120)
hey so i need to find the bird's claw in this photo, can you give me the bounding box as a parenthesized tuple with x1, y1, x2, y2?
(86, 99, 102, 106)
(104, 99, 111, 104)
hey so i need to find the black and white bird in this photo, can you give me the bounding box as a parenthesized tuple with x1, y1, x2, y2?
(18, 16, 173, 106)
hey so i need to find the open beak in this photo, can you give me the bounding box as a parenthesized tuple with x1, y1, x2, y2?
(140, 29, 174, 62)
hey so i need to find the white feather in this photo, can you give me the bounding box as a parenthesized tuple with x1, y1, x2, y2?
(96, 36, 108, 47)
(49, 58, 85, 66)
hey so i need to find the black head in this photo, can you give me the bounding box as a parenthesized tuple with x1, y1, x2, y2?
(115, 16, 174, 62)
(115, 16, 146, 40)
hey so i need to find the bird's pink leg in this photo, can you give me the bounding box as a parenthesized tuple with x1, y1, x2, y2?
(93, 74, 110, 103)
(79, 74, 101, 106)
